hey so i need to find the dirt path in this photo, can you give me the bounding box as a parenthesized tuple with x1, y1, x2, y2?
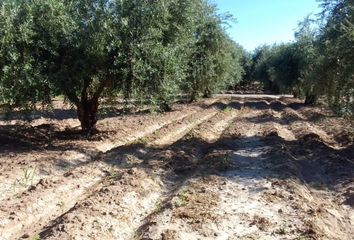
(136, 106, 353, 240)
(0, 96, 352, 240)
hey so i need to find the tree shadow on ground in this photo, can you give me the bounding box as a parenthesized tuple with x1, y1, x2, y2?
(0, 105, 155, 122)
(36, 125, 354, 239)
(209, 96, 311, 114)
(0, 100, 224, 154)
(1, 97, 351, 190)
(99, 129, 354, 208)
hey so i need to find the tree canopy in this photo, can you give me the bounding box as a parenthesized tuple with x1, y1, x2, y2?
(1, 0, 353, 131)
(0, 0, 244, 131)
(248, 0, 354, 117)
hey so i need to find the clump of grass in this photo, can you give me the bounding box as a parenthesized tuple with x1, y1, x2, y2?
(13, 167, 37, 190)
(219, 154, 233, 171)
(186, 129, 198, 139)
(22, 167, 37, 186)
(57, 201, 65, 208)
(124, 154, 142, 167)
(155, 199, 163, 210)
(131, 137, 148, 146)
(275, 225, 287, 235)
(295, 236, 312, 240)
(149, 106, 160, 114)
(31, 234, 41, 240)
(174, 189, 189, 207)
(203, 153, 233, 171)
(223, 106, 232, 113)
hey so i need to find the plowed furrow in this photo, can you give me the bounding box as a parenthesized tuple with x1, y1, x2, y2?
(136, 114, 267, 239)
(0, 150, 91, 202)
(0, 105, 218, 239)
(40, 168, 164, 240)
(148, 109, 218, 146)
(191, 109, 239, 143)
(95, 109, 197, 152)
(0, 108, 196, 202)
(137, 105, 353, 240)
(2, 97, 351, 240)
(37, 105, 238, 239)
(0, 162, 108, 239)
(289, 120, 336, 143)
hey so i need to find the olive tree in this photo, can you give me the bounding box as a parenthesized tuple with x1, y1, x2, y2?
(0, 0, 246, 132)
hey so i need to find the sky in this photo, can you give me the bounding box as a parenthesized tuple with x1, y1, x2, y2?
(213, 0, 322, 51)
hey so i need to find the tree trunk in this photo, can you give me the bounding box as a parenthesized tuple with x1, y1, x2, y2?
(77, 99, 99, 133)
(203, 87, 211, 98)
(159, 100, 172, 112)
(189, 92, 197, 103)
(292, 89, 300, 98)
(304, 94, 317, 105)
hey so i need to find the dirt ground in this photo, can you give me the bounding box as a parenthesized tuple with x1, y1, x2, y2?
(0, 95, 353, 240)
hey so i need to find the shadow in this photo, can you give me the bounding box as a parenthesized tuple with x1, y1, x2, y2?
(269, 101, 288, 111)
(244, 110, 302, 125)
(100, 128, 354, 192)
(244, 100, 272, 110)
(38, 128, 354, 238)
(287, 102, 308, 110)
(0, 108, 77, 121)
(0, 105, 158, 122)
(229, 101, 243, 110)
(36, 102, 354, 238)
(220, 98, 308, 113)
(0, 124, 56, 153)
(208, 102, 229, 110)
(0, 122, 108, 154)
(244, 100, 306, 112)
(0, 103, 192, 154)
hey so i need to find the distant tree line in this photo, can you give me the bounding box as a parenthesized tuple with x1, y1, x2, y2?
(0, 0, 245, 131)
(243, 0, 354, 117)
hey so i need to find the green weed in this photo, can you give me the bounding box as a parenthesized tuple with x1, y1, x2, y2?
(275, 225, 287, 235)
(13, 167, 37, 190)
(223, 106, 232, 113)
(174, 189, 189, 207)
(204, 153, 233, 171)
(155, 199, 163, 210)
(57, 201, 65, 208)
(31, 234, 41, 240)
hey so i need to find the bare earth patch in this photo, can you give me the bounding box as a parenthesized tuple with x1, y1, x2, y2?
(0, 96, 353, 240)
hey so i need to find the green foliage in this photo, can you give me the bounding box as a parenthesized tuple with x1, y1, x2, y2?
(174, 189, 190, 207)
(258, 43, 301, 94)
(237, 48, 254, 85)
(293, 16, 319, 102)
(0, 0, 244, 131)
(315, 0, 354, 115)
(250, 0, 354, 116)
(184, 4, 244, 100)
